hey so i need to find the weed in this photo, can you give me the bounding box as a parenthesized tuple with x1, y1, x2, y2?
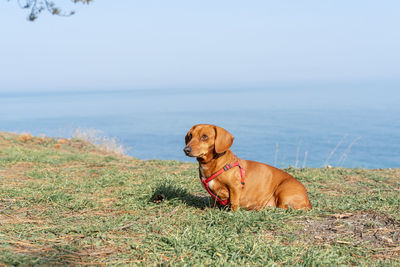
(71, 127, 128, 155)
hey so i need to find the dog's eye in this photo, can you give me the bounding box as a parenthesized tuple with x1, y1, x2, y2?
(185, 133, 192, 144)
(201, 134, 208, 141)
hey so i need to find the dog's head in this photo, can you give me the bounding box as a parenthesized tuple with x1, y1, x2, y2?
(183, 124, 234, 162)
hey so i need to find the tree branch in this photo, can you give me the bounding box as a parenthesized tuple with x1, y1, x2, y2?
(9, 0, 92, 21)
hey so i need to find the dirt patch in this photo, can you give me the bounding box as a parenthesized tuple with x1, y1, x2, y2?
(296, 212, 399, 257)
(0, 162, 35, 185)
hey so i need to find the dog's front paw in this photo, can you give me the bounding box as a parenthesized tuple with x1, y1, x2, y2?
(231, 204, 239, 211)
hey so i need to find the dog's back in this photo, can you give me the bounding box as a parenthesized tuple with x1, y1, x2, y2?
(239, 159, 312, 210)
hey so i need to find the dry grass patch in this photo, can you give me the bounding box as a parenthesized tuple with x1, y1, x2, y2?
(296, 212, 399, 260)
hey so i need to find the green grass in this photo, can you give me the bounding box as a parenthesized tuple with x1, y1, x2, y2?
(0, 132, 399, 265)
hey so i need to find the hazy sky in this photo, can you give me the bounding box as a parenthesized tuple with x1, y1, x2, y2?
(1, 0, 400, 92)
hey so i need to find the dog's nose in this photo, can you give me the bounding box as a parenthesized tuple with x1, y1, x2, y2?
(183, 146, 191, 155)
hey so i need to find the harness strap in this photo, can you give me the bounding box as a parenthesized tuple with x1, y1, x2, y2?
(201, 157, 245, 206)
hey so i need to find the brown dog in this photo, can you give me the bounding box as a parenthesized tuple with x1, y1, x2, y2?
(184, 124, 312, 211)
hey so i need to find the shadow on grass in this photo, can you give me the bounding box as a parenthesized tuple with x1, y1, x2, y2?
(150, 182, 212, 209)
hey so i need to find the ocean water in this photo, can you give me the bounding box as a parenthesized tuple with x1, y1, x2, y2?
(1, 87, 399, 169)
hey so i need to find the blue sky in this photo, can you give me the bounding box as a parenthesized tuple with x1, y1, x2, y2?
(1, 0, 400, 92)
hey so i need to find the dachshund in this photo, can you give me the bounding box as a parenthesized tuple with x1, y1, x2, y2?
(184, 124, 312, 211)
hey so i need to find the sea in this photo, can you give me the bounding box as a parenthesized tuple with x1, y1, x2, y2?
(1, 87, 399, 169)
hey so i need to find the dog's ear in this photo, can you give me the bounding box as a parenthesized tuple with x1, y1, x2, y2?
(214, 126, 234, 153)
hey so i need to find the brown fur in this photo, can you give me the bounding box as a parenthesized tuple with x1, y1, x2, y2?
(184, 124, 312, 211)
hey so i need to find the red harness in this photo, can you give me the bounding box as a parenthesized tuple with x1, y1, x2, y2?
(200, 158, 245, 206)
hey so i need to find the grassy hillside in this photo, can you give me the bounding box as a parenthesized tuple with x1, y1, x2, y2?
(0, 132, 399, 265)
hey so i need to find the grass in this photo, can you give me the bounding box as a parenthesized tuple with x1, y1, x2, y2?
(0, 132, 399, 266)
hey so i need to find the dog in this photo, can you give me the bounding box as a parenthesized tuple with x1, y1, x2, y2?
(184, 124, 312, 211)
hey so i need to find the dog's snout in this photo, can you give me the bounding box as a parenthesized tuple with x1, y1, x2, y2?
(183, 146, 192, 155)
